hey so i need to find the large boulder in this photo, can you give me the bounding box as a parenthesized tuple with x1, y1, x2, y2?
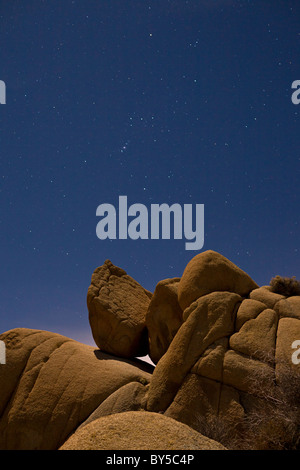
(87, 260, 152, 358)
(146, 292, 242, 413)
(178, 250, 258, 310)
(1, 253, 299, 451)
(145, 271, 300, 449)
(146, 278, 183, 364)
(59, 411, 226, 450)
(0, 328, 153, 450)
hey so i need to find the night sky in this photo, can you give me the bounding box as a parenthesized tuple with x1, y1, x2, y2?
(0, 1, 299, 350)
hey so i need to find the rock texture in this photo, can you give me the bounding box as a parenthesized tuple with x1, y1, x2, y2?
(144, 255, 300, 448)
(87, 260, 152, 358)
(178, 250, 258, 310)
(0, 328, 153, 450)
(146, 278, 183, 364)
(146, 292, 242, 413)
(59, 411, 226, 450)
(1, 251, 299, 450)
(275, 317, 300, 383)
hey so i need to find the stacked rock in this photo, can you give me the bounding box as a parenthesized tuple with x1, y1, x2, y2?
(0, 250, 299, 450)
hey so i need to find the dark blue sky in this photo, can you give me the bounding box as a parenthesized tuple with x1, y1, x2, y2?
(0, 0, 299, 347)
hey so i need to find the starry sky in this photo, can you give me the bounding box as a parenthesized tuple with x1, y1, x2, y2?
(0, 0, 299, 349)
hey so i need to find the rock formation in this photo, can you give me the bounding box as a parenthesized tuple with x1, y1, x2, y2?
(146, 277, 183, 364)
(59, 411, 226, 450)
(0, 328, 153, 450)
(177, 250, 258, 310)
(87, 259, 152, 358)
(0, 250, 299, 450)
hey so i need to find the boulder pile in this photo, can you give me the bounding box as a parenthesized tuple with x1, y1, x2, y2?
(0, 250, 299, 450)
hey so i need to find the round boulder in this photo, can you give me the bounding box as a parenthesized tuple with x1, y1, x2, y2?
(178, 250, 258, 310)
